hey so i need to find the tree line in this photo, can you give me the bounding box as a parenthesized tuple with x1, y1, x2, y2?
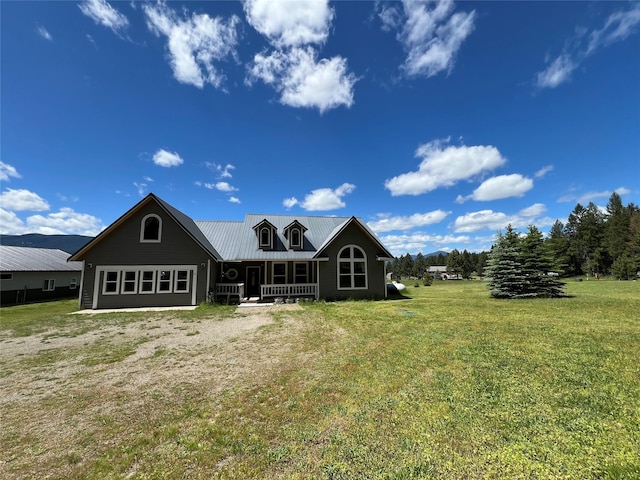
(389, 192, 640, 281)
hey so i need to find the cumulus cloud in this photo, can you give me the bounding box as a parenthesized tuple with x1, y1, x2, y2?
(367, 210, 450, 233)
(558, 186, 631, 205)
(244, 0, 334, 48)
(248, 47, 356, 113)
(535, 3, 640, 89)
(209, 182, 238, 193)
(24, 208, 105, 236)
(152, 149, 184, 167)
(36, 25, 52, 41)
(144, 3, 240, 89)
(379, 0, 476, 78)
(454, 203, 553, 233)
(287, 183, 356, 211)
(229, 196, 241, 204)
(457, 174, 534, 203)
(244, 0, 355, 113)
(0, 162, 21, 182)
(380, 231, 471, 256)
(78, 0, 129, 34)
(0, 189, 50, 212)
(385, 138, 507, 196)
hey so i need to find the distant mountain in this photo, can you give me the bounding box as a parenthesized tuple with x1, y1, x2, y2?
(424, 250, 448, 258)
(0, 234, 93, 254)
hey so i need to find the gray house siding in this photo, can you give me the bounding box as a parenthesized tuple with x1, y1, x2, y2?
(1, 271, 80, 306)
(317, 222, 387, 300)
(80, 202, 218, 309)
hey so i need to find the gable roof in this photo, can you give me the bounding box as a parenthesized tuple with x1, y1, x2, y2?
(315, 216, 394, 260)
(68, 193, 223, 262)
(1, 246, 82, 272)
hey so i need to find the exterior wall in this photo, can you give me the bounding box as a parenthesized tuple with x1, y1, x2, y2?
(317, 223, 387, 300)
(1, 271, 80, 306)
(79, 202, 218, 309)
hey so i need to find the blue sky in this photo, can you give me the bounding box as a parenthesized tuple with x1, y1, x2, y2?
(1, 0, 639, 256)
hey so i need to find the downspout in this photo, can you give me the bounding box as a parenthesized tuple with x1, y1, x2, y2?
(206, 259, 211, 301)
(78, 261, 86, 309)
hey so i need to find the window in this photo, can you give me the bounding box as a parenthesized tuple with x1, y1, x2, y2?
(43, 279, 55, 291)
(260, 227, 272, 249)
(103, 271, 120, 295)
(294, 262, 308, 283)
(174, 270, 190, 293)
(273, 263, 287, 284)
(140, 270, 156, 293)
(121, 271, 138, 294)
(70, 278, 78, 290)
(337, 245, 367, 290)
(140, 214, 162, 242)
(0, 273, 13, 280)
(157, 270, 173, 292)
(290, 228, 302, 249)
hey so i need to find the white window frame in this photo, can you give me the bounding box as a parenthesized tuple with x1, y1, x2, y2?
(272, 262, 287, 284)
(139, 270, 156, 294)
(290, 228, 302, 249)
(121, 270, 138, 295)
(157, 270, 173, 293)
(174, 270, 190, 293)
(259, 226, 272, 249)
(43, 279, 55, 291)
(140, 214, 162, 243)
(1, 273, 13, 280)
(337, 245, 368, 290)
(294, 262, 308, 283)
(70, 278, 78, 290)
(102, 271, 120, 295)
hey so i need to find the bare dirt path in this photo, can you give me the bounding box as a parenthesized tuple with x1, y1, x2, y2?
(0, 304, 306, 479)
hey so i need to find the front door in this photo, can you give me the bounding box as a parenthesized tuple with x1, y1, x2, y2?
(246, 266, 261, 298)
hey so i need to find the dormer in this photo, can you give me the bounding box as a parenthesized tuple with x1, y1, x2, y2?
(283, 220, 307, 250)
(253, 219, 277, 250)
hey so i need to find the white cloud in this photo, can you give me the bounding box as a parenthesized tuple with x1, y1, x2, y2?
(134, 182, 148, 197)
(535, 52, 577, 89)
(0, 189, 50, 212)
(283, 197, 299, 209)
(36, 25, 52, 41)
(454, 203, 553, 233)
(210, 163, 235, 178)
(152, 149, 184, 168)
(248, 47, 356, 113)
(535, 3, 640, 89)
(535, 165, 554, 178)
(0, 162, 21, 182)
(207, 181, 238, 193)
(244, 0, 334, 48)
(24, 208, 105, 236)
(0, 208, 27, 234)
(381, 0, 476, 78)
(292, 183, 356, 211)
(368, 210, 450, 233)
(144, 3, 240, 89)
(380, 231, 472, 256)
(559, 186, 632, 205)
(229, 196, 241, 204)
(385, 138, 507, 196)
(457, 174, 534, 203)
(79, 0, 129, 34)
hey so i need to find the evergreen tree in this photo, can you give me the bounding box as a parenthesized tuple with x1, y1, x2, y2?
(520, 226, 565, 297)
(412, 252, 427, 279)
(446, 249, 464, 278)
(461, 250, 474, 279)
(485, 226, 528, 298)
(546, 220, 570, 275)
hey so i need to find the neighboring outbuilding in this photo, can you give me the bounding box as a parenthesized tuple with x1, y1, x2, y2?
(0, 246, 83, 306)
(68, 193, 395, 309)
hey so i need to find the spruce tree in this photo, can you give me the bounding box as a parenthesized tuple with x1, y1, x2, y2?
(485, 225, 528, 298)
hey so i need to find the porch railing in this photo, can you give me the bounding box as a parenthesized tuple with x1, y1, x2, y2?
(215, 283, 245, 303)
(261, 283, 317, 299)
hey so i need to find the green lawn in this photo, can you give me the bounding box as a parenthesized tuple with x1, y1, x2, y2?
(1, 280, 639, 479)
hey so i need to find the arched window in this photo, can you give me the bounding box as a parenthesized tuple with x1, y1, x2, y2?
(337, 245, 367, 289)
(260, 227, 271, 248)
(140, 214, 162, 242)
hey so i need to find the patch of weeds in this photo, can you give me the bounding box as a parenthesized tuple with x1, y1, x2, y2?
(81, 339, 147, 366)
(185, 330, 200, 336)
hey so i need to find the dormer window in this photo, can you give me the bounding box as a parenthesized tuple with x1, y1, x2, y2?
(283, 220, 307, 251)
(253, 219, 276, 250)
(140, 214, 162, 243)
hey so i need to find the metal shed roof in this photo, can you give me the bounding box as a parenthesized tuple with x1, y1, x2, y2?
(0, 246, 83, 272)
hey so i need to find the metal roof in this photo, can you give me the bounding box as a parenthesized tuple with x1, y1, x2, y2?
(0, 246, 83, 272)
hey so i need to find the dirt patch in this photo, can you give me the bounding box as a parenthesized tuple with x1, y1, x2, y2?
(0, 304, 307, 479)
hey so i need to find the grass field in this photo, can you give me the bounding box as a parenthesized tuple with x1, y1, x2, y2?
(1, 280, 639, 479)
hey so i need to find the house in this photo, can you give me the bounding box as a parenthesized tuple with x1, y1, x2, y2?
(0, 246, 83, 306)
(68, 193, 394, 309)
(427, 265, 448, 280)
